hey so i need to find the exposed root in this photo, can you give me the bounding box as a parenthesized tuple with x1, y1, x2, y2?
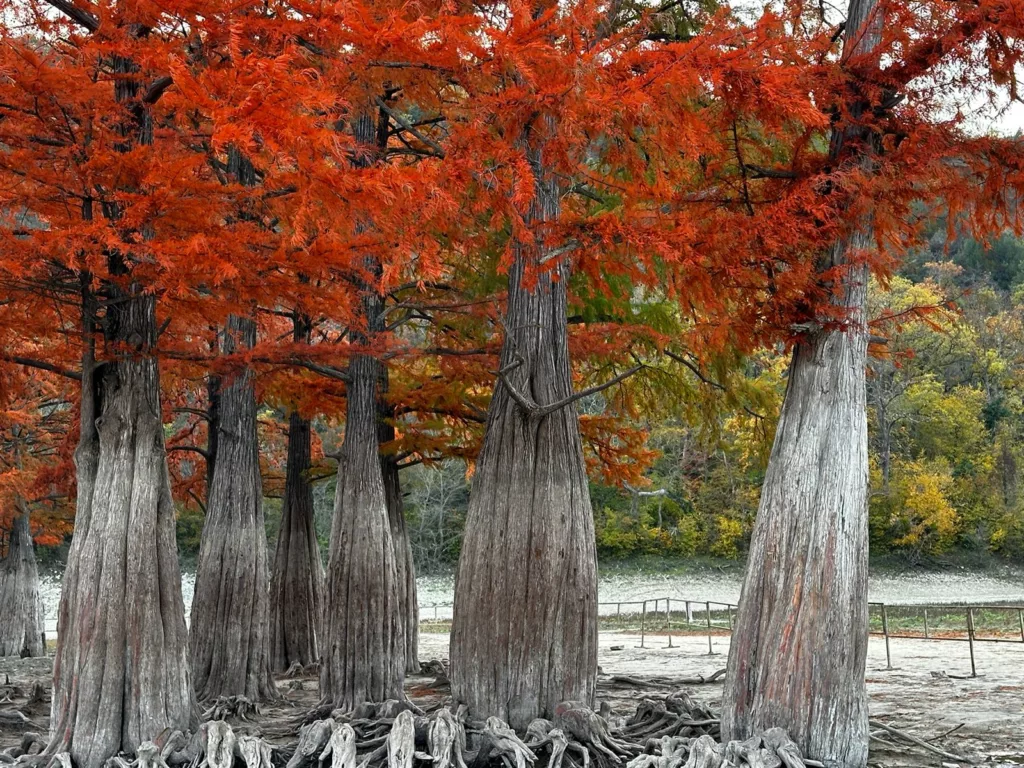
(201, 722, 238, 768)
(426, 708, 468, 768)
(319, 723, 357, 768)
(203, 697, 261, 723)
(237, 735, 275, 768)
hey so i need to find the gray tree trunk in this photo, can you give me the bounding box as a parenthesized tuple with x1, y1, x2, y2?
(319, 109, 406, 709)
(190, 315, 278, 701)
(381, 444, 419, 674)
(270, 313, 325, 672)
(0, 501, 46, 657)
(320, 351, 406, 708)
(721, 2, 880, 767)
(449, 128, 598, 731)
(48, 287, 196, 768)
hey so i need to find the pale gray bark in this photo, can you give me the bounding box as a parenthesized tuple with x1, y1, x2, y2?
(450, 127, 598, 730)
(319, 109, 406, 709)
(0, 502, 46, 657)
(721, 2, 881, 766)
(380, 405, 419, 674)
(47, 288, 196, 768)
(190, 315, 277, 701)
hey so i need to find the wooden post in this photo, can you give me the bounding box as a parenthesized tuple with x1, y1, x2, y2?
(640, 600, 647, 649)
(881, 603, 893, 670)
(1017, 608, 1023, 642)
(967, 607, 977, 678)
(685, 600, 692, 625)
(923, 608, 929, 639)
(666, 598, 673, 649)
(705, 601, 713, 655)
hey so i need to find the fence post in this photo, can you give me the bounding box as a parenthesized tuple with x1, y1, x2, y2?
(686, 600, 692, 625)
(881, 603, 893, 670)
(967, 607, 977, 678)
(617, 602, 621, 619)
(666, 598, 673, 649)
(640, 600, 647, 649)
(727, 604, 734, 630)
(434, 605, 438, 620)
(923, 608, 929, 639)
(705, 601, 714, 655)
(1018, 608, 1023, 642)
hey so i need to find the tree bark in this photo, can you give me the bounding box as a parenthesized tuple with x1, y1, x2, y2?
(380, 436, 419, 674)
(270, 313, 326, 672)
(319, 109, 406, 710)
(48, 287, 196, 768)
(189, 315, 278, 701)
(721, 2, 880, 767)
(0, 501, 46, 657)
(449, 127, 598, 731)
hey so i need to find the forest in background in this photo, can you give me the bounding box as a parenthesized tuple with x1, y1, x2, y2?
(160, 226, 1024, 573)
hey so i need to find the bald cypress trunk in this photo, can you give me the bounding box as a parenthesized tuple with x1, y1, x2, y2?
(721, 3, 880, 766)
(270, 312, 325, 672)
(189, 315, 277, 701)
(0, 502, 45, 657)
(47, 286, 196, 768)
(379, 414, 419, 675)
(450, 129, 598, 730)
(319, 109, 405, 709)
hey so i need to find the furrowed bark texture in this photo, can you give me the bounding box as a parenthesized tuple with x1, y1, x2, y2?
(270, 409, 325, 672)
(450, 130, 598, 730)
(319, 109, 405, 709)
(48, 290, 196, 768)
(190, 315, 277, 701)
(721, 2, 879, 767)
(0, 503, 46, 657)
(381, 441, 419, 675)
(378, 380, 418, 674)
(270, 316, 325, 672)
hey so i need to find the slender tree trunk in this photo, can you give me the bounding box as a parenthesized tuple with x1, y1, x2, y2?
(721, 3, 880, 766)
(0, 501, 46, 657)
(48, 287, 196, 768)
(319, 109, 405, 709)
(270, 312, 326, 672)
(379, 421, 419, 674)
(189, 316, 277, 701)
(450, 129, 598, 730)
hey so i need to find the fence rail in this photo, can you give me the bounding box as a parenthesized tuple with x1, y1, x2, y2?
(418, 596, 1024, 676)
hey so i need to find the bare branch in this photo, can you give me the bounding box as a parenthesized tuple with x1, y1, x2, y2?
(43, 0, 99, 31)
(375, 97, 446, 158)
(532, 364, 644, 418)
(1, 354, 82, 381)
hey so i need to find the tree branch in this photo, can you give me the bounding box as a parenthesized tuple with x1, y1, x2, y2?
(532, 364, 644, 418)
(374, 97, 446, 158)
(43, 0, 99, 31)
(1, 354, 82, 381)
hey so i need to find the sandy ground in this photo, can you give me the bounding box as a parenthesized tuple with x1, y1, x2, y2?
(4, 629, 1020, 767)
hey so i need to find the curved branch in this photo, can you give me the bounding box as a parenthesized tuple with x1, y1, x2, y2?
(43, 0, 99, 31)
(1, 354, 82, 381)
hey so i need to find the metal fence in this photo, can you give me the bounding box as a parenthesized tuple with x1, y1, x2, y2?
(419, 597, 1024, 677)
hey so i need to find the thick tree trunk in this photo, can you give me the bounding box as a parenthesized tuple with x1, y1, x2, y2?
(721, 3, 879, 767)
(319, 108, 406, 709)
(0, 502, 46, 657)
(190, 316, 277, 701)
(270, 316, 325, 672)
(48, 288, 196, 768)
(320, 351, 406, 708)
(449, 131, 598, 731)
